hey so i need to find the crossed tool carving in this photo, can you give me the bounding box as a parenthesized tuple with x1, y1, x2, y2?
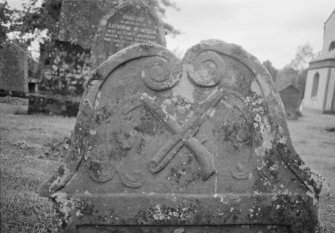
(140, 91, 224, 180)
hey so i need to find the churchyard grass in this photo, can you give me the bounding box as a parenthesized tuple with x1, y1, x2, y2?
(0, 114, 75, 232)
(287, 110, 335, 232)
(0, 111, 334, 232)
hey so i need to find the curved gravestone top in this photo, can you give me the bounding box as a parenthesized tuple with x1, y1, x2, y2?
(40, 40, 322, 233)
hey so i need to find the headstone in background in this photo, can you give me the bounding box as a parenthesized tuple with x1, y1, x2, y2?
(0, 43, 28, 94)
(0, 43, 29, 114)
(37, 0, 166, 116)
(92, 1, 166, 65)
(278, 85, 301, 120)
(275, 75, 302, 120)
(39, 40, 321, 233)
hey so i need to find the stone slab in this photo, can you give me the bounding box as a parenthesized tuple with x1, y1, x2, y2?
(92, 1, 166, 65)
(40, 40, 322, 233)
(0, 43, 28, 93)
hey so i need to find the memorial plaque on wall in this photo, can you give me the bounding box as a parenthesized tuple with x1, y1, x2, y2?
(92, 1, 166, 65)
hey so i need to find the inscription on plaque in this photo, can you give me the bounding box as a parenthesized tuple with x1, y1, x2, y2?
(104, 14, 158, 46)
(93, 2, 165, 65)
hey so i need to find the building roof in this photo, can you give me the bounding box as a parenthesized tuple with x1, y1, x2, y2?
(324, 9, 335, 26)
(275, 73, 299, 92)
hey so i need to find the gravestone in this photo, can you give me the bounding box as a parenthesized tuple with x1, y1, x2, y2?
(0, 43, 29, 114)
(275, 76, 302, 120)
(279, 85, 301, 120)
(0, 43, 28, 94)
(92, 1, 166, 65)
(39, 40, 322, 233)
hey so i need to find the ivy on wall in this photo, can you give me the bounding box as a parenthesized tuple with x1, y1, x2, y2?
(39, 41, 92, 96)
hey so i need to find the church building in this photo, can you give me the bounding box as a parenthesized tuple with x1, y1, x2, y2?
(304, 9, 335, 113)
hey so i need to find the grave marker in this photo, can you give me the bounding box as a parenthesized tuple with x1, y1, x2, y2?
(0, 43, 28, 93)
(0, 43, 29, 114)
(40, 40, 322, 233)
(275, 74, 302, 119)
(92, 1, 166, 65)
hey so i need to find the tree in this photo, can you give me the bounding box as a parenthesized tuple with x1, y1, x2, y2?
(277, 66, 299, 85)
(0, 0, 15, 47)
(11, 0, 62, 47)
(278, 43, 317, 97)
(262, 60, 278, 82)
(145, 0, 180, 36)
(288, 43, 316, 72)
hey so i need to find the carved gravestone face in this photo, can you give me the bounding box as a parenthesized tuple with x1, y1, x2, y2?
(92, 1, 166, 65)
(40, 40, 321, 233)
(0, 43, 28, 93)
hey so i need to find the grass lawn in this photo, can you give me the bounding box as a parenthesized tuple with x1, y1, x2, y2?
(0, 114, 75, 232)
(287, 110, 335, 232)
(0, 111, 334, 232)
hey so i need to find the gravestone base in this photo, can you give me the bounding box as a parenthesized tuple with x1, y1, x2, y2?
(54, 193, 316, 233)
(28, 94, 80, 116)
(0, 96, 28, 114)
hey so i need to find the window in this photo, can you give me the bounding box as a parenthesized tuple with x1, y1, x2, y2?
(329, 41, 335, 51)
(311, 72, 319, 97)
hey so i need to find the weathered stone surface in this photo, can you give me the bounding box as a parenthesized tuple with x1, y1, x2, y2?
(39, 40, 322, 233)
(0, 43, 28, 93)
(92, 1, 166, 65)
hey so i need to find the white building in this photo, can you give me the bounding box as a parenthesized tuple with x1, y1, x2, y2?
(304, 10, 335, 113)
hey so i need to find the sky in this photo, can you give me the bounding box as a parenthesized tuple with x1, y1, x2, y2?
(7, 0, 335, 69)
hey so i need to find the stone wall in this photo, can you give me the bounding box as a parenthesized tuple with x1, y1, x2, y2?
(39, 41, 92, 96)
(28, 93, 80, 116)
